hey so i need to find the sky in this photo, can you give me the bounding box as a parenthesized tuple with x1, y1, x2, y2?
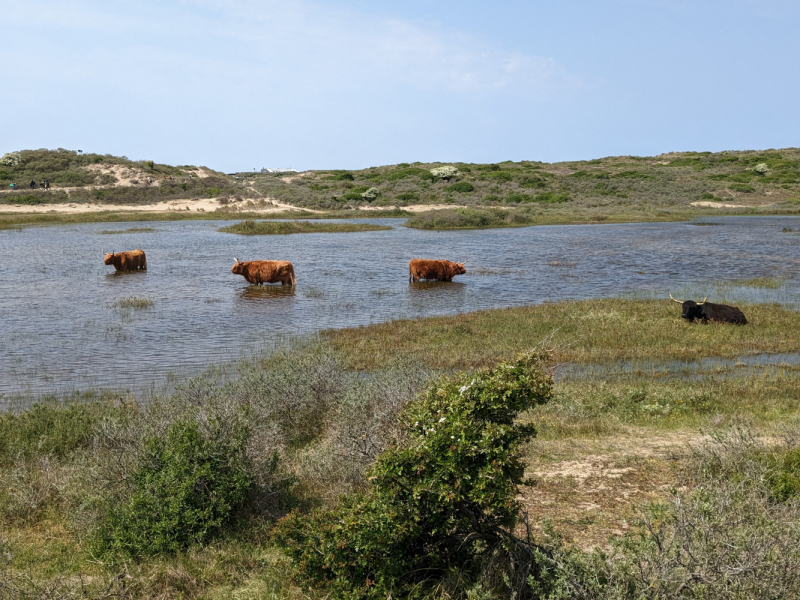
(2, 0, 799, 171)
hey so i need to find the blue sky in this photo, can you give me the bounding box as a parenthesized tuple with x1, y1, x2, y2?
(3, 0, 798, 171)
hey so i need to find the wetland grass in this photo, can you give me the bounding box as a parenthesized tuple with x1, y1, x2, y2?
(218, 219, 392, 235)
(324, 298, 800, 371)
(112, 296, 154, 309)
(728, 276, 786, 289)
(98, 227, 155, 234)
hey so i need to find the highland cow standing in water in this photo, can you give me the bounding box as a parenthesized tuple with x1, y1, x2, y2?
(104, 250, 147, 271)
(409, 259, 466, 282)
(231, 258, 296, 285)
(670, 293, 748, 325)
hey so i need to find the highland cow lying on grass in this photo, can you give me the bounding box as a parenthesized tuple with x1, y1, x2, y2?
(409, 259, 466, 282)
(103, 250, 147, 271)
(670, 293, 748, 324)
(231, 257, 296, 285)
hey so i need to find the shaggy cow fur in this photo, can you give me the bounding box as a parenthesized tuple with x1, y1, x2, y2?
(103, 250, 147, 271)
(231, 260, 296, 285)
(409, 259, 466, 282)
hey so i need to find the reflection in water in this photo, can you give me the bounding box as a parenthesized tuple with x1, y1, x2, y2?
(237, 284, 297, 303)
(0, 215, 798, 396)
(105, 270, 148, 280)
(408, 281, 467, 292)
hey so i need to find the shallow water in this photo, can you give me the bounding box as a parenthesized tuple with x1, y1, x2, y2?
(1, 216, 798, 397)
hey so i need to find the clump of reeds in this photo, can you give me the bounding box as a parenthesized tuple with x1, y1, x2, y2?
(112, 296, 153, 309)
(98, 227, 155, 234)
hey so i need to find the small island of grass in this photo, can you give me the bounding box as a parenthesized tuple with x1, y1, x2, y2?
(218, 220, 392, 235)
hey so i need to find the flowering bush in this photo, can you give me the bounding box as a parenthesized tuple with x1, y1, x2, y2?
(754, 163, 769, 175)
(0, 152, 21, 167)
(430, 166, 459, 181)
(275, 350, 553, 599)
(361, 187, 380, 201)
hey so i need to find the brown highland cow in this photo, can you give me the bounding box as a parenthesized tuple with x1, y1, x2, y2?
(409, 259, 466, 282)
(231, 258, 296, 285)
(103, 250, 147, 271)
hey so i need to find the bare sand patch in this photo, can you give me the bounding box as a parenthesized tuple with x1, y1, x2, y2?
(0, 197, 318, 215)
(519, 429, 702, 550)
(691, 201, 752, 208)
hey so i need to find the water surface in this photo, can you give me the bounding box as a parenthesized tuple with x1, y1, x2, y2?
(1, 216, 798, 397)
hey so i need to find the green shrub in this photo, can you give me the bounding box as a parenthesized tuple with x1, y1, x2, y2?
(519, 175, 548, 188)
(507, 192, 534, 203)
(275, 351, 553, 599)
(769, 448, 800, 502)
(485, 171, 513, 182)
(333, 171, 355, 181)
(395, 192, 419, 202)
(385, 167, 429, 181)
(534, 191, 570, 203)
(96, 419, 253, 556)
(448, 181, 475, 193)
(730, 183, 755, 193)
(0, 402, 105, 462)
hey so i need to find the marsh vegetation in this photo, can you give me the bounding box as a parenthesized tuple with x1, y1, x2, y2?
(1, 298, 799, 598)
(218, 220, 393, 235)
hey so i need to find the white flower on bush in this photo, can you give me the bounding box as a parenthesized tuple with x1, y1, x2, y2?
(361, 187, 380, 200)
(430, 166, 459, 181)
(0, 152, 21, 167)
(754, 163, 769, 175)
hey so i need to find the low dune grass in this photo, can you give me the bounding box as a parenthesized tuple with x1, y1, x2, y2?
(219, 219, 392, 235)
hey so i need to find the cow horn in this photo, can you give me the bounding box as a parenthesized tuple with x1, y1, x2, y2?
(669, 292, 683, 304)
(233, 256, 239, 263)
(697, 296, 708, 305)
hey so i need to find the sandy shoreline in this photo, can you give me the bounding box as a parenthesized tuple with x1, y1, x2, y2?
(0, 198, 468, 216)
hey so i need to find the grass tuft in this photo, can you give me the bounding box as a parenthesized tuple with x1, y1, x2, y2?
(112, 296, 154, 309)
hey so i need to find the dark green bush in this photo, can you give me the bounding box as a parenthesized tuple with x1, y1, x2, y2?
(333, 172, 355, 181)
(0, 401, 111, 463)
(534, 191, 571, 203)
(769, 448, 800, 502)
(275, 352, 553, 599)
(447, 182, 475, 193)
(519, 175, 548, 188)
(485, 171, 513, 182)
(730, 183, 755, 193)
(507, 192, 534, 203)
(395, 192, 419, 202)
(96, 419, 253, 556)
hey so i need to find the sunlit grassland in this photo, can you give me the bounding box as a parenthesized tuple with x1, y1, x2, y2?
(325, 299, 800, 371)
(218, 219, 393, 235)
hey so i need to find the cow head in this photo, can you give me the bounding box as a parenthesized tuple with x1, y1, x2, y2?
(231, 256, 244, 274)
(454, 262, 466, 275)
(670, 293, 707, 320)
(103, 252, 115, 265)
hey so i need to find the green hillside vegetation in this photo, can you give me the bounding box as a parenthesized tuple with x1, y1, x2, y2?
(2, 149, 800, 223)
(251, 149, 800, 214)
